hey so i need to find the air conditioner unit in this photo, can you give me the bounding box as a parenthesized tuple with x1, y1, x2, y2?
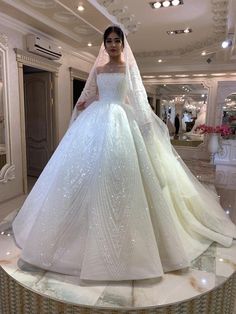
(26, 34, 62, 60)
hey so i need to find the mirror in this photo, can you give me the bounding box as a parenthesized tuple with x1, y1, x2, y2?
(0, 35, 14, 183)
(156, 83, 208, 146)
(0, 49, 6, 169)
(222, 93, 236, 138)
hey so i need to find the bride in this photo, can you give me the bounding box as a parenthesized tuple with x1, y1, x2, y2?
(13, 26, 236, 281)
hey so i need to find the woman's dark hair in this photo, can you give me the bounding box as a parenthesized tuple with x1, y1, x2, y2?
(103, 26, 124, 47)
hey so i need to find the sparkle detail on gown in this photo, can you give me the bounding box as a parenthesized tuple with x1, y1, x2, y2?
(13, 73, 236, 280)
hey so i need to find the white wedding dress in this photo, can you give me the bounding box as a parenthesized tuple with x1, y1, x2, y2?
(13, 72, 236, 281)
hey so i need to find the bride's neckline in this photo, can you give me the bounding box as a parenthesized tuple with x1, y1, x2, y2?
(97, 63, 126, 75)
(97, 72, 125, 76)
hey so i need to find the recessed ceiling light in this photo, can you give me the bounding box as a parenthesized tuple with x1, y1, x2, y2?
(201, 51, 206, 56)
(167, 28, 192, 35)
(211, 73, 227, 76)
(172, 0, 180, 5)
(150, 0, 183, 9)
(184, 28, 190, 33)
(193, 74, 207, 77)
(77, 4, 85, 11)
(158, 75, 172, 78)
(163, 0, 171, 7)
(221, 39, 232, 49)
(158, 59, 163, 62)
(153, 1, 161, 8)
(175, 74, 189, 77)
(58, 46, 62, 49)
(88, 42, 92, 47)
(142, 75, 156, 78)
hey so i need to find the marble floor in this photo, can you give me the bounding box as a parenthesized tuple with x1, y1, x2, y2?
(0, 164, 236, 310)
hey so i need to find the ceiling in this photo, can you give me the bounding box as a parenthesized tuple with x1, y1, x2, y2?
(157, 83, 208, 101)
(0, 0, 236, 78)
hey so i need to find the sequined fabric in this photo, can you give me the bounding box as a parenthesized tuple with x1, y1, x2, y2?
(13, 73, 236, 280)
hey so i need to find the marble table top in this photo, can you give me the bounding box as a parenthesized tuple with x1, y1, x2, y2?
(0, 223, 235, 310)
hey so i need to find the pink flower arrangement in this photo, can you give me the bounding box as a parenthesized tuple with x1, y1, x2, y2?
(195, 124, 232, 137)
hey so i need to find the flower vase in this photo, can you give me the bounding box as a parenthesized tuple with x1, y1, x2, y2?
(208, 133, 219, 164)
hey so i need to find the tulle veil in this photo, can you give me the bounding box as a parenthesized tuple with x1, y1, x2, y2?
(70, 27, 233, 223)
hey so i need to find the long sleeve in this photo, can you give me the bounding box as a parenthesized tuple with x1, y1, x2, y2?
(127, 66, 153, 130)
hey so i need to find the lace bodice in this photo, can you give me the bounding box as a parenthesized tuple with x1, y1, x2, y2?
(97, 73, 127, 103)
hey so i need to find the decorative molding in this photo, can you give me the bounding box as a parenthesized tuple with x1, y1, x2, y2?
(70, 51, 96, 65)
(215, 164, 236, 188)
(73, 25, 95, 36)
(0, 34, 14, 184)
(69, 67, 88, 81)
(0, 164, 15, 183)
(217, 141, 231, 159)
(14, 49, 61, 72)
(92, 0, 140, 34)
(53, 11, 78, 24)
(215, 168, 227, 185)
(211, 0, 229, 35)
(0, 33, 8, 47)
(215, 140, 236, 166)
(24, 0, 56, 9)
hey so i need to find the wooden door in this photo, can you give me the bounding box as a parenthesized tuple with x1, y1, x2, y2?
(24, 72, 53, 177)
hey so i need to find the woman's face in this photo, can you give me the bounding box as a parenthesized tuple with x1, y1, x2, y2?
(105, 32, 123, 58)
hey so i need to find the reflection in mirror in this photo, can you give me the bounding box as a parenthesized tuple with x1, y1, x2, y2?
(157, 83, 208, 146)
(222, 93, 236, 138)
(0, 51, 6, 169)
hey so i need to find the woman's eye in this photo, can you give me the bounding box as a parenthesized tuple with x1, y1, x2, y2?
(106, 39, 121, 44)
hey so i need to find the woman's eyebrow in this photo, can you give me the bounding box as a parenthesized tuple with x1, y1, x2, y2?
(106, 37, 121, 40)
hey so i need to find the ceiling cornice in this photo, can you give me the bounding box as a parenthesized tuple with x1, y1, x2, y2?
(135, 37, 223, 58)
(0, 32, 8, 47)
(139, 61, 236, 75)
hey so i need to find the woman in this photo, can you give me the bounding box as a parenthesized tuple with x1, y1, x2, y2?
(13, 26, 236, 281)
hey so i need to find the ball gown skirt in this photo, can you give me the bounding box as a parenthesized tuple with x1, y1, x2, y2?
(13, 73, 236, 281)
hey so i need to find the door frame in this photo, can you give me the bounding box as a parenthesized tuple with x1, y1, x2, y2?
(69, 67, 88, 112)
(15, 48, 61, 193)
